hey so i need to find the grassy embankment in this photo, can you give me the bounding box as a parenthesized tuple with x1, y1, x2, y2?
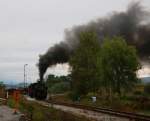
(50, 92, 150, 116)
(7, 95, 93, 121)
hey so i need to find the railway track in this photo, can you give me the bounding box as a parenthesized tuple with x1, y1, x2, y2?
(47, 101, 150, 121)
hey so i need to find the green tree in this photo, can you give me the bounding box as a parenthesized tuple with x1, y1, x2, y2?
(45, 74, 71, 94)
(101, 37, 140, 96)
(69, 32, 101, 96)
(49, 81, 70, 94)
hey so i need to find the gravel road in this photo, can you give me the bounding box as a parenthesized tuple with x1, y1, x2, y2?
(0, 105, 21, 121)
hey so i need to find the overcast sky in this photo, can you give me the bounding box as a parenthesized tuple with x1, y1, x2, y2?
(0, 0, 150, 84)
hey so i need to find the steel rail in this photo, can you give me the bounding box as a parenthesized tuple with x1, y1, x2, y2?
(47, 101, 150, 121)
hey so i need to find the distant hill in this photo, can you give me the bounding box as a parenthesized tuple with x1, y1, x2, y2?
(141, 77, 150, 84)
(17, 83, 30, 88)
(5, 84, 18, 89)
(5, 83, 30, 89)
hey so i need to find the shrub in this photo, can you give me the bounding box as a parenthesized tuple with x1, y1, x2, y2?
(144, 83, 150, 95)
(48, 82, 70, 94)
(68, 91, 80, 101)
(7, 98, 15, 108)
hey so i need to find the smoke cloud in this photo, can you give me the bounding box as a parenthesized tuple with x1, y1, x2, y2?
(38, 2, 150, 80)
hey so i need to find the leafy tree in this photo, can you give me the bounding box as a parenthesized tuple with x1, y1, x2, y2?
(49, 81, 70, 94)
(46, 74, 71, 94)
(100, 37, 140, 96)
(69, 32, 101, 96)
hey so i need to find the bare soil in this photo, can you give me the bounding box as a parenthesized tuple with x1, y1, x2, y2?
(0, 105, 21, 121)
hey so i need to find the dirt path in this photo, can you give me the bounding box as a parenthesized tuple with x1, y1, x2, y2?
(0, 105, 21, 121)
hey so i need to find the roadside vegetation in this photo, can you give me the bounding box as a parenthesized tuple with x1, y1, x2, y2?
(7, 96, 93, 121)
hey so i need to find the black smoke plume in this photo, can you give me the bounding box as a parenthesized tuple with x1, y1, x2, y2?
(38, 2, 150, 81)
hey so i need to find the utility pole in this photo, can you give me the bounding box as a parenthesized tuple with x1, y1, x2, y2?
(24, 64, 28, 89)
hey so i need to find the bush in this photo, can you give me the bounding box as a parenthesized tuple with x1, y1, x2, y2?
(68, 91, 80, 101)
(134, 91, 143, 95)
(144, 83, 150, 95)
(48, 82, 70, 94)
(7, 98, 15, 108)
